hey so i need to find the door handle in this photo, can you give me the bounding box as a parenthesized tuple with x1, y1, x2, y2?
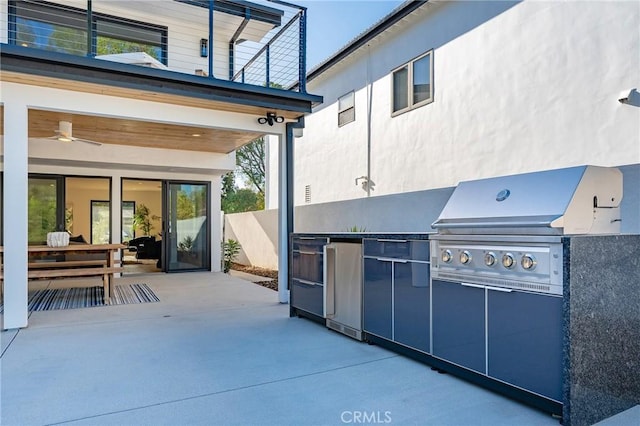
(461, 282, 485, 290)
(486, 285, 513, 293)
(324, 245, 336, 318)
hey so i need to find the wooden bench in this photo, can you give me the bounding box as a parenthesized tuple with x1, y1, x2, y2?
(1, 244, 126, 305)
(28, 260, 123, 305)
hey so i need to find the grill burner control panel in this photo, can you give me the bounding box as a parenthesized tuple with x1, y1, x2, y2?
(430, 240, 563, 295)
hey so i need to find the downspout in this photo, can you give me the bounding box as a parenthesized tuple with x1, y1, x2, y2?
(366, 44, 372, 197)
(278, 117, 304, 304)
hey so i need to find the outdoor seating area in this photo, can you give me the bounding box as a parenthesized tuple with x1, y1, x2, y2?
(0, 244, 124, 305)
(0, 272, 561, 425)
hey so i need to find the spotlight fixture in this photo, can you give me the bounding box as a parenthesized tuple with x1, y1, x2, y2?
(258, 112, 284, 126)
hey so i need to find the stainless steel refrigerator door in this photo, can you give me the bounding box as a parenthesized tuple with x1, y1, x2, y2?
(324, 243, 363, 334)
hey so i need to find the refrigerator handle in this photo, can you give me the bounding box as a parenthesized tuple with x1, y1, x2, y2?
(323, 244, 336, 318)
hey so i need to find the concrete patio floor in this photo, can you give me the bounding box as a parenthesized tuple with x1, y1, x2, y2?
(1, 272, 561, 425)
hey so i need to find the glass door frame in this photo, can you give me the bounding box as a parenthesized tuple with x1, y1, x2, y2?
(162, 180, 211, 273)
(28, 174, 66, 244)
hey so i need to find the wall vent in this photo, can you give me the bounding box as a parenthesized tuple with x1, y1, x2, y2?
(304, 185, 311, 203)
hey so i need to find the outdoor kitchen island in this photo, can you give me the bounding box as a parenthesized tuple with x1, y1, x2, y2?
(290, 167, 639, 425)
(290, 231, 639, 425)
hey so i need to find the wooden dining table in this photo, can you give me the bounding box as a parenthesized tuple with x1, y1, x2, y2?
(1, 243, 126, 304)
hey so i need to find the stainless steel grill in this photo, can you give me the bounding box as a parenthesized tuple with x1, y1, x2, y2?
(430, 166, 623, 295)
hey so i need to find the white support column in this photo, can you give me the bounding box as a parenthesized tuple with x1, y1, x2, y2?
(3, 100, 29, 329)
(277, 133, 289, 304)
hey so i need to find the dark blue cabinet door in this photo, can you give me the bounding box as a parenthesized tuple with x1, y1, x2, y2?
(393, 262, 430, 353)
(290, 279, 323, 317)
(488, 291, 563, 402)
(432, 279, 486, 373)
(363, 258, 392, 340)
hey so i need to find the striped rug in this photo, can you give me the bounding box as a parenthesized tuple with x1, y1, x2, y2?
(0, 284, 159, 313)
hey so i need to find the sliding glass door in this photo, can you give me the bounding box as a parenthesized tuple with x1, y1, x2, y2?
(163, 181, 210, 272)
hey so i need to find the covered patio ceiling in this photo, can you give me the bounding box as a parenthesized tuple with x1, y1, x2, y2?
(27, 108, 266, 154)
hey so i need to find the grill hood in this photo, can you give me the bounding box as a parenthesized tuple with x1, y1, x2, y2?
(432, 165, 623, 235)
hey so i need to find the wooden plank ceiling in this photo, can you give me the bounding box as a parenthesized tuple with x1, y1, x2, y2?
(27, 109, 265, 153)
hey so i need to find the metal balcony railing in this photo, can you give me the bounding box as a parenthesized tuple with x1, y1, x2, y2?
(1, 0, 307, 93)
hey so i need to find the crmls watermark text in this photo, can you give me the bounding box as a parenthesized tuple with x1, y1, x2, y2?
(341, 411, 392, 424)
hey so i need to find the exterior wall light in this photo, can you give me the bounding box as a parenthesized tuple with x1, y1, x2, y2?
(618, 88, 637, 104)
(258, 112, 284, 126)
(200, 39, 208, 58)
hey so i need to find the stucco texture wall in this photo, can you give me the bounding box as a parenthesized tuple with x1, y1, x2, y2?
(289, 1, 640, 206)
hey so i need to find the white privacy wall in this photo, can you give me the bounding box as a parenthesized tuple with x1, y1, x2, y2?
(287, 0, 640, 206)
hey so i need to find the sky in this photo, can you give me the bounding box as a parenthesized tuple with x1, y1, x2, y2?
(296, 1, 404, 69)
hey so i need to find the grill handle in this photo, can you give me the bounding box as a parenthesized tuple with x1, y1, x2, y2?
(432, 220, 555, 229)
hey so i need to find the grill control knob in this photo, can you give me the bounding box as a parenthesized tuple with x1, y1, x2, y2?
(460, 250, 472, 264)
(441, 250, 452, 263)
(484, 252, 496, 267)
(521, 254, 537, 270)
(502, 253, 515, 269)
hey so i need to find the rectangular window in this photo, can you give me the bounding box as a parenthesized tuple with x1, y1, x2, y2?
(392, 50, 433, 115)
(9, 0, 167, 64)
(28, 176, 64, 244)
(91, 200, 111, 244)
(122, 201, 136, 242)
(338, 91, 355, 126)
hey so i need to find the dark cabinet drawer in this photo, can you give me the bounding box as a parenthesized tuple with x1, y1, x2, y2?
(290, 279, 324, 317)
(291, 251, 323, 283)
(292, 237, 328, 252)
(363, 239, 429, 261)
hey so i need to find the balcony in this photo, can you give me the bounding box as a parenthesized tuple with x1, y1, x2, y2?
(0, 0, 308, 93)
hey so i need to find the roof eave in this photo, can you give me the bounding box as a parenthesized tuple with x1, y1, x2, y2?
(307, 0, 428, 83)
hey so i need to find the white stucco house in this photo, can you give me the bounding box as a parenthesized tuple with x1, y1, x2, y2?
(262, 0, 639, 236)
(1, 0, 321, 329)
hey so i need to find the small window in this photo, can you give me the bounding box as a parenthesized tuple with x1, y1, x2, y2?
(392, 50, 433, 115)
(338, 91, 355, 126)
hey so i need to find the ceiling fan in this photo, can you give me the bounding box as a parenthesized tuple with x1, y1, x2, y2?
(49, 121, 102, 146)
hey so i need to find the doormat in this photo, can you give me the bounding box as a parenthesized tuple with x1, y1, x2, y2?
(0, 283, 159, 313)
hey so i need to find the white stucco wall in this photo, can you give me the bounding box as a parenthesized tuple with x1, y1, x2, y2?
(281, 0, 639, 207)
